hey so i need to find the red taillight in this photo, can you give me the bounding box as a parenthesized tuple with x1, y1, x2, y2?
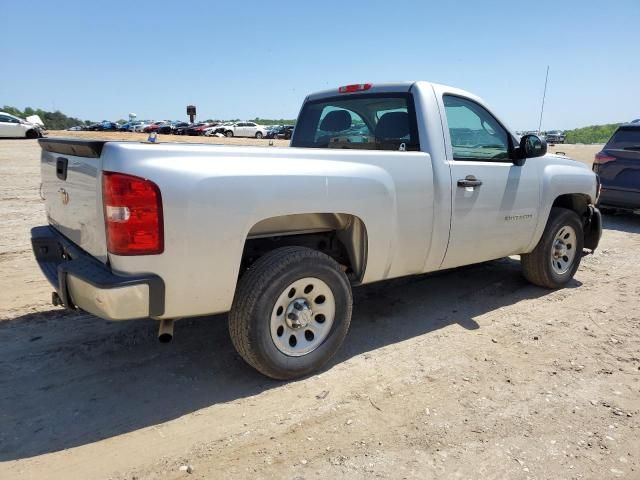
(338, 83, 372, 93)
(594, 152, 616, 164)
(102, 172, 163, 255)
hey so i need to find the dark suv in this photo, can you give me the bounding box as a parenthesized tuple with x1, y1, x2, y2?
(593, 123, 640, 211)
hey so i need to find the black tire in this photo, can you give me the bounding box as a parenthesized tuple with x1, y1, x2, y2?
(229, 247, 352, 380)
(225, 130, 234, 138)
(255, 132, 263, 139)
(521, 207, 584, 288)
(26, 129, 39, 139)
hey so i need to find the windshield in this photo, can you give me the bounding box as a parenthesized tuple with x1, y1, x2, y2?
(291, 93, 420, 150)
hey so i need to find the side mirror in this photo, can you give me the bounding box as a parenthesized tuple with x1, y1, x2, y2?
(513, 134, 547, 165)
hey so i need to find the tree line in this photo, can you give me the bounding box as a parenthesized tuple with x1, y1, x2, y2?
(563, 123, 621, 144)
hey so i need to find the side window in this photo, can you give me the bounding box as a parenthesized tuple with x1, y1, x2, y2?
(443, 95, 511, 161)
(0, 115, 16, 123)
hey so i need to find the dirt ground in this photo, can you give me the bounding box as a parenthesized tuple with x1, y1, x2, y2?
(0, 137, 638, 480)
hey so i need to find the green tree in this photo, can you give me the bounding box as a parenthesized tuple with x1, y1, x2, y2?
(564, 123, 621, 144)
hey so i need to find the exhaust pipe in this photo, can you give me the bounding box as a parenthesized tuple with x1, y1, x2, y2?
(158, 319, 174, 343)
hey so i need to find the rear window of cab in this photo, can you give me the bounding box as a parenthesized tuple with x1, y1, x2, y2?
(291, 93, 420, 151)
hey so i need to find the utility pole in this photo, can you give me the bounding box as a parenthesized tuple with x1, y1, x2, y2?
(538, 65, 549, 135)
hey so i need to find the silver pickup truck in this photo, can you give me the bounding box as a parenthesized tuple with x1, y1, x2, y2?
(31, 81, 602, 379)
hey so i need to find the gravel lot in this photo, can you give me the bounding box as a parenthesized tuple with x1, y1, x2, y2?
(0, 138, 638, 479)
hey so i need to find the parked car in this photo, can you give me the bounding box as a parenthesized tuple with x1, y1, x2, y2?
(185, 122, 214, 136)
(276, 125, 295, 140)
(0, 112, 43, 138)
(545, 130, 566, 144)
(66, 125, 85, 131)
(201, 124, 224, 136)
(172, 123, 192, 135)
(158, 122, 189, 134)
(592, 122, 640, 211)
(119, 121, 145, 132)
(143, 121, 168, 133)
(87, 121, 119, 131)
(31, 81, 601, 380)
(222, 121, 269, 138)
(264, 125, 282, 139)
(206, 122, 234, 136)
(132, 122, 151, 133)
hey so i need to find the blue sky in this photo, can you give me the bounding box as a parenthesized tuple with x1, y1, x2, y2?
(2, 0, 638, 130)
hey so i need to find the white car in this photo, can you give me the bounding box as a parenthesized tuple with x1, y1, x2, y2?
(132, 122, 151, 133)
(222, 121, 268, 138)
(201, 124, 222, 136)
(204, 122, 231, 136)
(0, 112, 43, 138)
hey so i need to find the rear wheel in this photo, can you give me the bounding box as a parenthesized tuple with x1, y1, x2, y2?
(255, 132, 263, 139)
(521, 207, 584, 288)
(229, 247, 352, 380)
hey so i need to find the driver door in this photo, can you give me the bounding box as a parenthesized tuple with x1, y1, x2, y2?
(440, 95, 540, 269)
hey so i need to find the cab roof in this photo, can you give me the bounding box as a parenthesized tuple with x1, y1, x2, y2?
(304, 81, 479, 104)
(305, 82, 417, 102)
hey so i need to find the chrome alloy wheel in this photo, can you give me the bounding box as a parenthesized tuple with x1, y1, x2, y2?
(270, 277, 335, 356)
(551, 225, 577, 275)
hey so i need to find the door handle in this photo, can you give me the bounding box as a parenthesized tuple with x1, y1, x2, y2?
(457, 175, 482, 188)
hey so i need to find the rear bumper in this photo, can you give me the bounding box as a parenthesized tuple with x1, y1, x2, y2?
(31, 226, 165, 320)
(598, 187, 640, 210)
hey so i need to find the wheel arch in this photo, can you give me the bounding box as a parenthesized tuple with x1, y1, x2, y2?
(551, 193, 591, 217)
(25, 128, 40, 139)
(241, 213, 369, 283)
(525, 192, 595, 254)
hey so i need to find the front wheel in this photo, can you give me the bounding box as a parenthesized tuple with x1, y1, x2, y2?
(225, 130, 234, 137)
(255, 132, 263, 139)
(229, 247, 352, 380)
(521, 207, 584, 288)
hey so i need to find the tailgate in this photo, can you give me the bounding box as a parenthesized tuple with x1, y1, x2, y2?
(39, 138, 108, 263)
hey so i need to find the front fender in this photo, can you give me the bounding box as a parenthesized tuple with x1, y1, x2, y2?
(526, 159, 598, 252)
